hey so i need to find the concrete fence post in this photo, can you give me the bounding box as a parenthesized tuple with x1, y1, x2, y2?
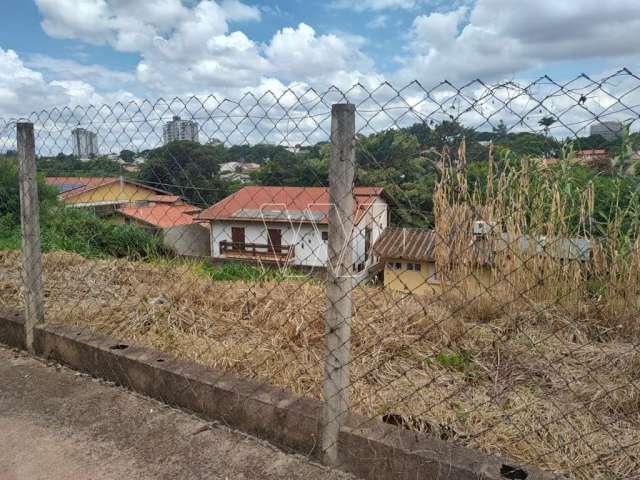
(17, 122, 44, 352)
(322, 104, 356, 466)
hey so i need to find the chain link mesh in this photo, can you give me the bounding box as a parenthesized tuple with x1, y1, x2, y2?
(2, 69, 640, 479)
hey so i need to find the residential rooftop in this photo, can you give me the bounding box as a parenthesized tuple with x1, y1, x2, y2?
(197, 186, 385, 224)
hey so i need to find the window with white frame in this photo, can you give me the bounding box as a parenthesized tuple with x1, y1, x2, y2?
(407, 263, 422, 272)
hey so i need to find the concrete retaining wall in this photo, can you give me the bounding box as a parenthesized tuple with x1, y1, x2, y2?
(0, 311, 558, 480)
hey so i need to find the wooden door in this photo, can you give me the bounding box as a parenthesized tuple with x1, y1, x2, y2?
(267, 228, 281, 254)
(231, 227, 245, 250)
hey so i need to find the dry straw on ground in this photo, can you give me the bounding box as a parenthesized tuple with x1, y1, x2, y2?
(1, 249, 638, 479)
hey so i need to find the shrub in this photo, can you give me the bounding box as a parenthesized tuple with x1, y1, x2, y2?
(0, 156, 58, 227)
(199, 261, 295, 282)
(41, 206, 165, 259)
(435, 350, 474, 373)
(0, 155, 164, 259)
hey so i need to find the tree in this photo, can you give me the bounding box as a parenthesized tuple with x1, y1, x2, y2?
(356, 130, 420, 170)
(138, 140, 228, 206)
(253, 147, 328, 186)
(0, 156, 58, 227)
(538, 116, 557, 135)
(496, 132, 560, 158)
(38, 155, 123, 177)
(226, 144, 292, 165)
(492, 120, 508, 140)
(120, 149, 136, 163)
(611, 123, 635, 175)
(407, 120, 489, 164)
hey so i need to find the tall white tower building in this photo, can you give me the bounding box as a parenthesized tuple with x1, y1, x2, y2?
(163, 116, 199, 144)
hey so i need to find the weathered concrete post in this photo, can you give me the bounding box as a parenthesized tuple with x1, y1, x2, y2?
(322, 104, 356, 466)
(17, 122, 44, 352)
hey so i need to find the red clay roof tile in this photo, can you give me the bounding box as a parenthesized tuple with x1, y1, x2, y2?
(117, 204, 200, 228)
(197, 186, 384, 224)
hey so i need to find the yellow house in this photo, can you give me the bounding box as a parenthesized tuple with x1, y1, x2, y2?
(46, 176, 170, 215)
(373, 226, 592, 296)
(373, 228, 442, 295)
(373, 227, 496, 295)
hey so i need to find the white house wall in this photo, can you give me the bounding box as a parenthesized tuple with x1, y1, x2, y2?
(352, 196, 388, 269)
(209, 195, 388, 270)
(210, 220, 328, 267)
(163, 224, 211, 257)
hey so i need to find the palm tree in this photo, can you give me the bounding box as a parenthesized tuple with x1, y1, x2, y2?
(538, 116, 556, 136)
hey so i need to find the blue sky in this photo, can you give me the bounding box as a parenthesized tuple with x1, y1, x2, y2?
(0, 0, 638, 116)
(0, 0, 420, 77)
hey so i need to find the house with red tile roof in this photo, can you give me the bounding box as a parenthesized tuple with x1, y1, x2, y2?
(46, 176, 209, 256)
(45, 176, 171, 215)
(113, 195, 210, 257)
(117, 202, 200, 229)
(197, 185, 388, 270)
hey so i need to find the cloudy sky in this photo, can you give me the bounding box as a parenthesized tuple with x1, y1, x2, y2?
(0, 0, 639, 118)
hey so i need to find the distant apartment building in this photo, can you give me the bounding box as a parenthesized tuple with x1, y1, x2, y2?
(590, 121, 623, 141)
(71, 128, 98, 159)
(163, 116, 199, 144)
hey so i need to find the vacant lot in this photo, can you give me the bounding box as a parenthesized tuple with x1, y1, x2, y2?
(1, 250, 638, 479)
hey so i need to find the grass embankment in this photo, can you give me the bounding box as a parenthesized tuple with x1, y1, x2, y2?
(1, 250, 637, 479)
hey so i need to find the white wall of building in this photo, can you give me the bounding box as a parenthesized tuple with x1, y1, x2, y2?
(352, 196, 388, 269)
(163, 117, 199, 144)
(209, 194, 388, 270)
(210, 220, 328, 267)
(72, 128, 98, 158)
(164, 224, 211, 257)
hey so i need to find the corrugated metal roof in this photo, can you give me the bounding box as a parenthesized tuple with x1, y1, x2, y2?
(372, 228, 437, 262)
(373, 227, 592, 264)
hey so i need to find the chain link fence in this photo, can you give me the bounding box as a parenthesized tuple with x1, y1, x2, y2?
(2, 68, 640, 479)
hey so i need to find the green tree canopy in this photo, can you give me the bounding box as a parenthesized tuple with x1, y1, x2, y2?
(38, 155, 123, 177)
(252, 147, 328, 186)
(0, 156, 58, 227)
(120, 149, 136, 163)
(137, 140, 228, 206)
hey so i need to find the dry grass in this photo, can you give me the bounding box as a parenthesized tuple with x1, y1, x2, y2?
(1, 248, 639, 479)
(435, 146, 640, 333)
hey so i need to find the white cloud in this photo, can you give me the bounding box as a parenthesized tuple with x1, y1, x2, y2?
(411, 8, 467, 51)
(0, 48, 137, 119)
(32, 0, 377, 98)
(266, 23, 372, 83)
(220, 0, 261, 22)
(49, 79, 106, 106)
(14, 0, 639, 133)
(36, 0, 191, 45)
(0, 48, 79, 116)
(37, 0, 113, 44)
(397, 0, 640, 85)
(26, 55, 135, 90)
(366, 14, 389, 29)
(111, 0, 190, 31)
